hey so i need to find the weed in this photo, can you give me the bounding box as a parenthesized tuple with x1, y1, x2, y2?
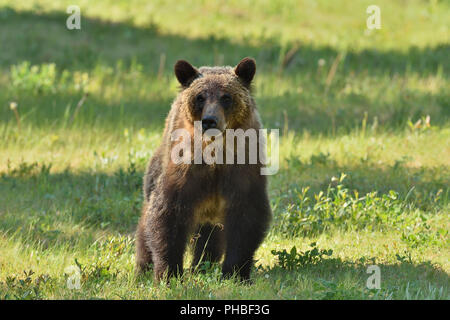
(10, 62, 57, 94)
(271, 243, 333, 270)
(0, 270, 51, 300)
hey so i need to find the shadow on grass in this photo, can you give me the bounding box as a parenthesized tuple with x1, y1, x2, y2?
(261, 257, 449, 299)
(0, 159, 447, 246)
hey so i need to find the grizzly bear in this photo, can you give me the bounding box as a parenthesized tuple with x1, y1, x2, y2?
(135, 57, 272, 282)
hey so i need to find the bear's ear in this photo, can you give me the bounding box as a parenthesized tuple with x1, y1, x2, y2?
(234, 57, 256, 88)
(174, 60, 200, 87)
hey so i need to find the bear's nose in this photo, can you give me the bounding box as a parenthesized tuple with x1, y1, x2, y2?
(202, 116, 218, 131)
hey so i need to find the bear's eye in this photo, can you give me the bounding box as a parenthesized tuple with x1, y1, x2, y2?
(220, 94, 232, 107)
(195, 94, 205, 104)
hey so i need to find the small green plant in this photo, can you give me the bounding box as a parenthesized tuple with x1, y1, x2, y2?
(114, 157, 141, 192)
(401, 223, 447, 248)
(2, 159, 52, 179)
(71, 236, 134, 284)
(407, 115, 432, 133)
(272, 173, 438, 238)
(0, 270, 51, 300)
(396, 250, 413, 264)
(10, 62, 57, 94)
(271, 242, 333, 270)
(313, 279, 365, 300)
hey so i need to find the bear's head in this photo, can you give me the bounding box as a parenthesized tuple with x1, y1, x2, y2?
(174, 58, 256, 133)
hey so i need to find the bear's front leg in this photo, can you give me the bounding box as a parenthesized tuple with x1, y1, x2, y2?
(222, 187, 271, 281)
(146, 195, 192, 282)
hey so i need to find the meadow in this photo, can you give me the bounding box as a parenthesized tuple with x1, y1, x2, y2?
(0, 0, 449, 299)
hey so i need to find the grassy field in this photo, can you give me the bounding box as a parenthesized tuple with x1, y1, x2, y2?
(0, 0, 449, 299)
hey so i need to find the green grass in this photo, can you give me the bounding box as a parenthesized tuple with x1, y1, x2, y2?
(0, 0, 449, 299)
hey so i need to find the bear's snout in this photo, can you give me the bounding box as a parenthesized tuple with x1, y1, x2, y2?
(202, 115, 218, 131)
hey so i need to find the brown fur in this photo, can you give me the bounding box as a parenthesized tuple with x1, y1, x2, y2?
(136, 58, 271, 282)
